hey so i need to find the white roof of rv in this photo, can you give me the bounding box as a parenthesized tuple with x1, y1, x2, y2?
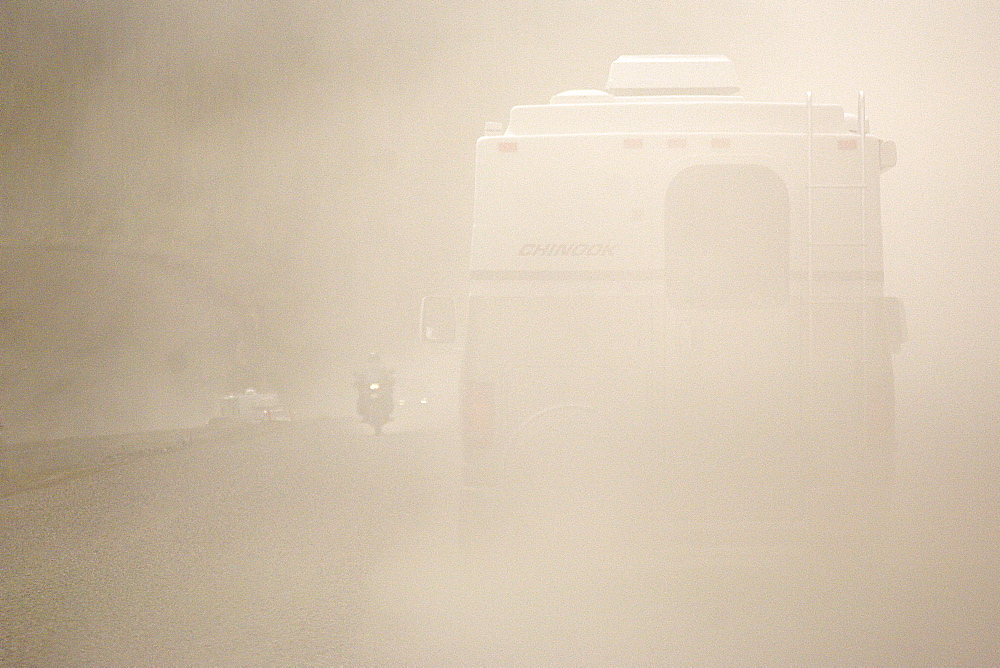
(606, 55, 738, 93)
(504, 100, 846, 135)
(550, 89, 614, 104)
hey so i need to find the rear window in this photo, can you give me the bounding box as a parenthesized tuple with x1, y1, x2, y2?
(664, 164, 789, 306)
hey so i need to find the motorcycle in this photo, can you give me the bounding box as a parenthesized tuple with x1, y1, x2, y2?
(356, 374, 394, 435)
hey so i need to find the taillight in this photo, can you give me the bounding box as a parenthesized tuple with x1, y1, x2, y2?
(462, 381, 495, 449)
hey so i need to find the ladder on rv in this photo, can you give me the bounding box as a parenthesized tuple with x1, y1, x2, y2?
(805, 91, 869, 450)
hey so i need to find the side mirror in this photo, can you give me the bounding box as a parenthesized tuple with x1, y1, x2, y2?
(419, 295, 456, 344)
(880, 140, 897, 173)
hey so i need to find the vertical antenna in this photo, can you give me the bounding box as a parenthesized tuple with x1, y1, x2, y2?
(804, 91, 814, 447)
(859, 90, 868, 442)
(807, 90, 814, 324)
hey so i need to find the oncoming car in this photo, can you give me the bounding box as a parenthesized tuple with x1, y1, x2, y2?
(212, 389, 292, 427)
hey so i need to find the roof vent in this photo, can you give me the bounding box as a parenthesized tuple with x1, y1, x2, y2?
(606, 55, 739, 96)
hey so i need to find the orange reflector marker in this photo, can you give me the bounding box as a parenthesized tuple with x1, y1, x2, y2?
(498, 141, 517, 152)
(838, 139, 858, 150)
(667, 137, 687, 149)
(624, 137, 643, 149)
(711, 137, 732, 149)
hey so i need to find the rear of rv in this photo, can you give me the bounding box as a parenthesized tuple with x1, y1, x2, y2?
(462, 56, 900, 505)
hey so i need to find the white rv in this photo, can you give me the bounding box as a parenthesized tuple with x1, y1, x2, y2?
(455, 56, 903, 501)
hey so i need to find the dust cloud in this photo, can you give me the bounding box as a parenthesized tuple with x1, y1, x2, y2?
(1, 0, 998, 662)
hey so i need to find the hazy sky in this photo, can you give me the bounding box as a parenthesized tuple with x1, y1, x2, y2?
(2, 0, 998, 440)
